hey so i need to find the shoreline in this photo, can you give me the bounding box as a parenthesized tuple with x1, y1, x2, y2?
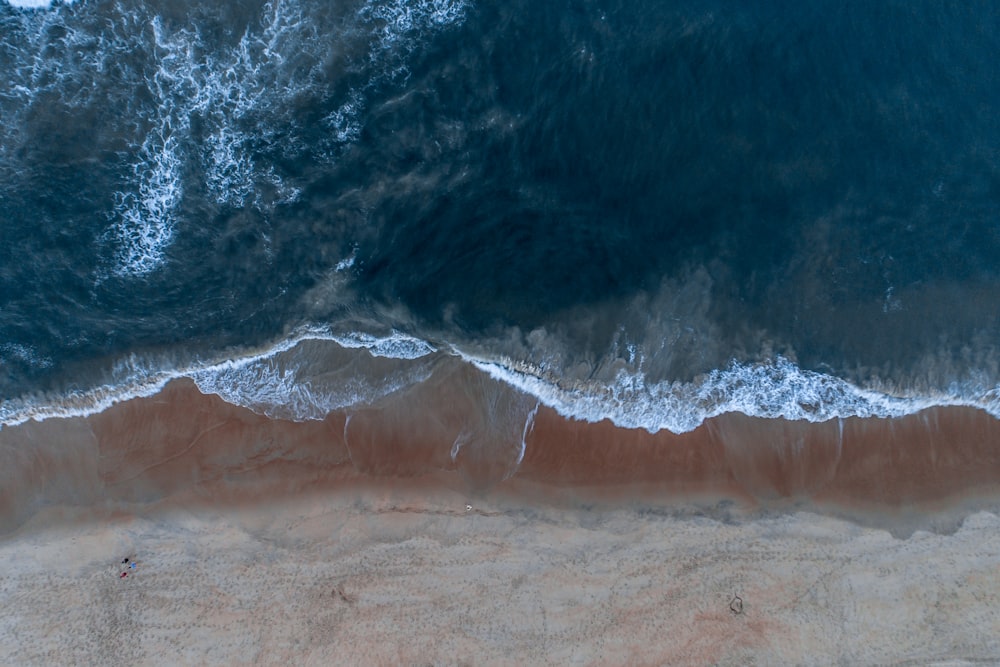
(3, 376, 1000, 536)
(4, 377, 1000, 664)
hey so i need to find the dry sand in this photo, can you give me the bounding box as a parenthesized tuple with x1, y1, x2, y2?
(3, 489, 1000, 665)
(3, 378, 1000, 664)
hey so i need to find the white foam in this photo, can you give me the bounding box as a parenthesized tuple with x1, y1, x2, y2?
(0, 368, 176, 430)
(196, 0, 320, 207)
(0, 343, 53, 369)
(317, 0, 470, 145)
(190, 329, 436, 419)
(104, 16, 194, 278)
(507, 401, 539, 479)
(109, 133, 181, 277)
(362, 0, 469, 82)
(3, 0, 75, 8)
(190, 358, 364, 422)
(463, 353, 996, 434)
(7, 328, 1000, 435)
(5, 0, 475, 279)
(335, 248, 357, 272)
(0, 328, 438, 428)
(102, 2, 325, 276)
(205, 126, 255, 208)
(361, 0, 469, 56)
(329, 330, 436, 359)
(325, 92, 365, 144)
(1, 3, 121, 169)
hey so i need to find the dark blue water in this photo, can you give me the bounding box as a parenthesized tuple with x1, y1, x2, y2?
(2, 0, 1000, 430)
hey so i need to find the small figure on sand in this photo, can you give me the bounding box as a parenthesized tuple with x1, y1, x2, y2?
(119, 556, 136, 579)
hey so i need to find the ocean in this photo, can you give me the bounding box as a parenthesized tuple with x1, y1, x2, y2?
(2, 0, 1000, 447)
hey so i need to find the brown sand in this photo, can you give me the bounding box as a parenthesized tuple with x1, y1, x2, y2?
(7, 377, 1000, 527)
(3, 377, 1000, 664)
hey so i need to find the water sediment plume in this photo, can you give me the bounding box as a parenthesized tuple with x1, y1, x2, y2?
(3, 371, 1000, 535)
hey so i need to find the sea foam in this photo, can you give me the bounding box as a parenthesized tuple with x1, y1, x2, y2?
(464, 353, 995, 434)
(4, 328, 1000, 434)
(189, 330, 437, 420)
(0, 329, 437, 428)
(98, 0, 473, 278)
(3, 0, 75, 8)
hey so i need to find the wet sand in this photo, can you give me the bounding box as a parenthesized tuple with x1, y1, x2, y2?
(5, 375, 1000, 530)
(3, 376, 1000, 664)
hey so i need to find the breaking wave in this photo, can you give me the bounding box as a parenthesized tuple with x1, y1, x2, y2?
(0, 328, 437, 428)
(5, 323, 1000, 436)
(5, 0, 1000, 448)
(465, 353, 1000, 434)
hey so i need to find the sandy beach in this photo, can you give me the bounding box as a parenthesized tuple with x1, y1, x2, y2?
(3, 486, 1000, 665)
(6, 0, 1000, 663)
(3, 379, 1000, 665)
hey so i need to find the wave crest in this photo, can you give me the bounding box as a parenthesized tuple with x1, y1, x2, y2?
(466, 354, 995, 434)
(5, 326, 1000, 435)
(0, 329, 436, 428)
